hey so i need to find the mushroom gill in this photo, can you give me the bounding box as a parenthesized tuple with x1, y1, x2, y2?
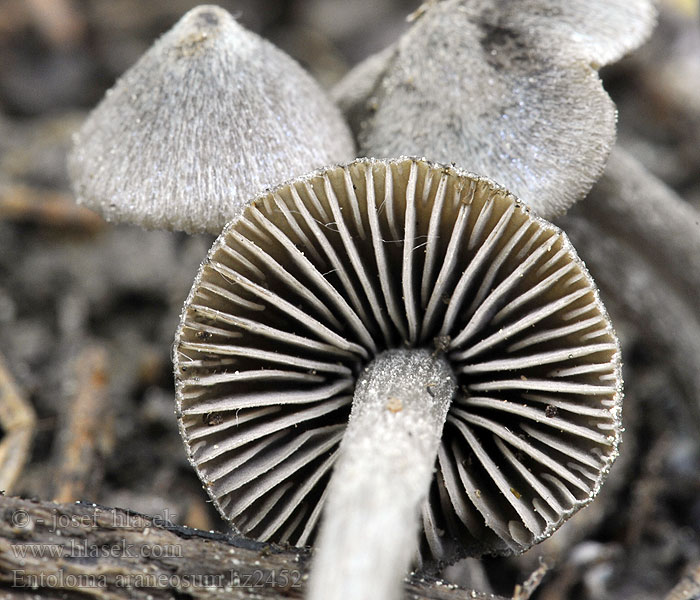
(174, 157, 621, 561)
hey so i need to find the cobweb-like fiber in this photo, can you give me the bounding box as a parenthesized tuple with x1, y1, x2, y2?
(174, 157, 621, 561)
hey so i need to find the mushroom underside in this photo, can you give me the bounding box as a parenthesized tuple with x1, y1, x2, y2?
(174, 157, 621, 562)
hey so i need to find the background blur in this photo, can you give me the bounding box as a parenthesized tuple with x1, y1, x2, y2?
(1, 1, 699, 598)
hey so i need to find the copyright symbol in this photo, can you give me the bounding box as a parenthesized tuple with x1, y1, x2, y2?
(11, 510, 30, 528)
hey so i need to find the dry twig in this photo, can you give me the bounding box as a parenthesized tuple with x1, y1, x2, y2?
(512, 559, 551, 600)
(0, 184, 105, 233)
(51, 345, 113, 503)
(0, 496, 507, 600)
(665, 561, 700, 600)
(0, 352, 36, 494)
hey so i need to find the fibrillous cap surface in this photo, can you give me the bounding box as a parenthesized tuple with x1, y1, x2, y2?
(68, 5, 355, 234)
(174, 157, 622, 560)
(333, 0, 656, 219)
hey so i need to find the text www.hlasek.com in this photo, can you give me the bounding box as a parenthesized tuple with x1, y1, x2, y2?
(11, 539, 182, 559)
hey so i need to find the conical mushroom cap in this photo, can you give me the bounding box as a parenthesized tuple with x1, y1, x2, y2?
(174, 157, 622, 560)
(333, 0, 656, 219)
(68, 5, 355, 234)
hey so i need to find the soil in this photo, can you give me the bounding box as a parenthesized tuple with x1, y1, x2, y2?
(1, 1, 699, 599)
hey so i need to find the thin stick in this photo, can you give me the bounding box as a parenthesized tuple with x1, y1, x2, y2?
(0, 352, 36, 494)
(665, 561, 700, 600)
(0, 184, 105, 232)
(513, 559, 551, 600)
(52, 344, 113, 503)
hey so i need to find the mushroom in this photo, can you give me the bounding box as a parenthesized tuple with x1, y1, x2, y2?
(67, 4, 354, 234)
(173, 157, 622, 600)
(333, 0, 656, 219)
(557, 146, 700, 424)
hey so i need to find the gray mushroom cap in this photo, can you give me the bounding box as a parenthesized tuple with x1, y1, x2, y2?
(333, 0, 656, 219)
(68, 4, 355, 234)
(174, 157, 622, 560)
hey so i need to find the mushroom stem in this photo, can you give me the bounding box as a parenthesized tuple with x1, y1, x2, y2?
(308, 348, 457, 600)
